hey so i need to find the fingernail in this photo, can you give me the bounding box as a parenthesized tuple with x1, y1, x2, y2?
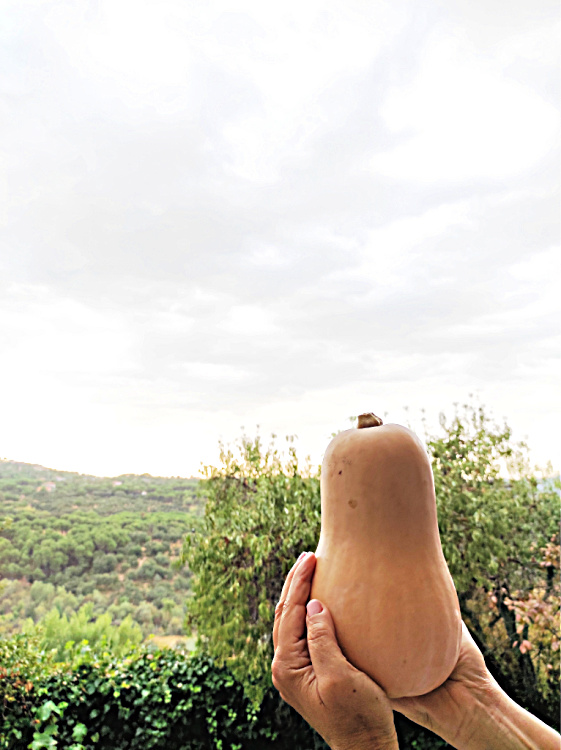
(296, 551, 307, 564)
(307, 599, 323, 616)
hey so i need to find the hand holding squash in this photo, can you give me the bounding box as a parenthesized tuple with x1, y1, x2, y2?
(391, 622, 561, 750)
(390, 622, 492, 744)
(272, 551, 399, 750)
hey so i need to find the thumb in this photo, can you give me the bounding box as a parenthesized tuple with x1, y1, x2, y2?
(306, 599, 348, 676)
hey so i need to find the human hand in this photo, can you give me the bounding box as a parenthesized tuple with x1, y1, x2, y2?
(271, 551, 398, 750)
(391, 622, 561, 750)
(390, 621, 493, 746)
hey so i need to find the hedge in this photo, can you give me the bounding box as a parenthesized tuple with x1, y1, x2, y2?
(1, 636, 448, 749)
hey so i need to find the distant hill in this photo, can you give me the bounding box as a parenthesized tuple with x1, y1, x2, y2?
(0, 460, 203, 640)
(0, 459, 201, 515)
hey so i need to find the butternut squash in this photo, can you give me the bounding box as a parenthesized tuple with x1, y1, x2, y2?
(310, 413, 462, 698)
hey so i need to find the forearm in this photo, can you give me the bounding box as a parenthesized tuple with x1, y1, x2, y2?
(452, 681, 560, 750)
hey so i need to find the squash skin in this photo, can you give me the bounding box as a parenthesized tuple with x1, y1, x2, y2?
(310, 422, 462, 698)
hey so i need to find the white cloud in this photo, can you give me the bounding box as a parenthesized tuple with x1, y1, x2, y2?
(508, 245, 560, 284)
(0, 285, 134, 377)
(174, 361, 252, 382)
(220, 304, 279, 336)
(333, 200, 474, 296)
(371, 31, 559, 182)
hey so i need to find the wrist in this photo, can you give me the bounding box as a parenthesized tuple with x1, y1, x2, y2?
(331, 727, 399, 750)
(452, 679, 511, 750)
(333, 740, 398, 750)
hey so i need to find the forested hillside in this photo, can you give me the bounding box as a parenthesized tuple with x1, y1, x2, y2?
(0, 460, 201, 642)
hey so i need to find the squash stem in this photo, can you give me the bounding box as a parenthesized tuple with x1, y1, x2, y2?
(357, 413, 383, 428)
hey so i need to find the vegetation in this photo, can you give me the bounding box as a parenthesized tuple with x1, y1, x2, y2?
(429, 406, 560, 717)
(182, 435, 321, 704)
(1, 634, 290, 750)
(0, 464, 201, 642)
(21, 602, 143, 662)
(0, 633, 442, 750)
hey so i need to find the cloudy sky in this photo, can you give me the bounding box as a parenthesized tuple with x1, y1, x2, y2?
(0, 0, 559, 478)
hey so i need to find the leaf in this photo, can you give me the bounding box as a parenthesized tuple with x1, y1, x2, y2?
(72, 723, 87, 741)
(37, 700, 60, 721)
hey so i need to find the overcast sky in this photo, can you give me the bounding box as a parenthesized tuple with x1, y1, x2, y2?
(0, 0, 559, 478)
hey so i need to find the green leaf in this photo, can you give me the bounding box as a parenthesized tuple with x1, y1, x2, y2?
(72, 723, 87, 741)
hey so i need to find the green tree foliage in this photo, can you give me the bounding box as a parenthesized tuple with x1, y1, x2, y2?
(182, 404, 560, 728)
(428, 404, 560, 718)
(429, 405, 558, 590)
(0, 462, 199, 518)
(0, 464, 199, 640)
(181, 435, 321, 704)
(22, 602, 143, 662)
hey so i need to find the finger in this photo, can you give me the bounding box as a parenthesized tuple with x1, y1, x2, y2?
(276, 552, 316, 656)
(273, 551, 308, 651)
(306, 600, 350, 680)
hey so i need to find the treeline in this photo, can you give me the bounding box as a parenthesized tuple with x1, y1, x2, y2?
(0, 462, 199, 516)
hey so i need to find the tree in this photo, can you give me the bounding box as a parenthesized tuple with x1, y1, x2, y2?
(0, 516, 11, 532)
(23, 602, 143, 661)
(181, 434, 320, 704)
(428, 403, 559, 723)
